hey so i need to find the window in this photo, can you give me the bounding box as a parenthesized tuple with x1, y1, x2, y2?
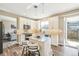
(40, 21, 49, 29)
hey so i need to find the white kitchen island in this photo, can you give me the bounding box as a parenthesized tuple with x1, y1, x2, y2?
(29, 36, 52, 56)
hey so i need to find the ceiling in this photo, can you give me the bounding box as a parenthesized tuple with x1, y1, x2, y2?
(0, 3, 79, 19)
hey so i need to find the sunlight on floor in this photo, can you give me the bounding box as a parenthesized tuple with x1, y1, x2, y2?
(67, 40, 79, 47)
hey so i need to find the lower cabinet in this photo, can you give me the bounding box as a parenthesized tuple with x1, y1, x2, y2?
(51, 35, 59, 46)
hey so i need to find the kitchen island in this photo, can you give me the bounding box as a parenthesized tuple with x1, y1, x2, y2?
(28, 36, 52, 56)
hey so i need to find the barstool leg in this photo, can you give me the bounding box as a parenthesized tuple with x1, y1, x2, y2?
(26, 47, 28, 56)
(21, 47, 25, 56)
(38, 50, 40, 56)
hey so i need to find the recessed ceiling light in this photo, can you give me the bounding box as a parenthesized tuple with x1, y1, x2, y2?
(34, 5, 38, 8)
(26, 3, 40, 10)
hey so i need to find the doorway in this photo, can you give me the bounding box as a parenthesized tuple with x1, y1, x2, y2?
(0, 22, 3, 54)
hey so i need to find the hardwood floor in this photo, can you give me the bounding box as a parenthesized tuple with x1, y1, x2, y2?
(0, 44, 23, 56)
(51, 45, 78, 56)
(0, 44, 78, 56)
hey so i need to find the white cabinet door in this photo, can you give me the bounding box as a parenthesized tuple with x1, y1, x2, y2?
(51, 35, 58, 46)
(49, 16, 59, 46)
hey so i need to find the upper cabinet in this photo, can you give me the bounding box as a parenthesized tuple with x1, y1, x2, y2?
(49, 16, 59, 29)
(45, 16, 59, 46)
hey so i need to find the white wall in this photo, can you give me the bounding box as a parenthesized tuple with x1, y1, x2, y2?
(3, 21, 16, 34)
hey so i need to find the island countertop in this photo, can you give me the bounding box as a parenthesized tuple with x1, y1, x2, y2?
(27, 36, 52, 56)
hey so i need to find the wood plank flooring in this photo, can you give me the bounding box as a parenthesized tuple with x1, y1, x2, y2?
(0, 44, 78, 56)
(51, 45, 78, 56)
(0, 44, 23, 56)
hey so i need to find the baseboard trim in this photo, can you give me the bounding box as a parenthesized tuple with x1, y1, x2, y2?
(58, 43, 64, 46)
(65, 45, 78, 49)
(51, 43, 64, 46)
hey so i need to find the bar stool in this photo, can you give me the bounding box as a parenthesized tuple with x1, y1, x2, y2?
(21, 40, 29, 56)
(28, 42, 40, 56)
